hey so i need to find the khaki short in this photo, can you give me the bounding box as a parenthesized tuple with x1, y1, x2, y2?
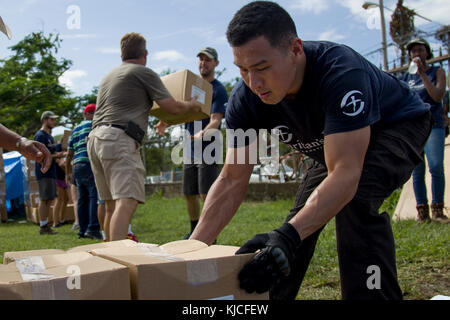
(87, 126, 146, 203)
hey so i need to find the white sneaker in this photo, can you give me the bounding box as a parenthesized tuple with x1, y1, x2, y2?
(72, 222, 79, 230)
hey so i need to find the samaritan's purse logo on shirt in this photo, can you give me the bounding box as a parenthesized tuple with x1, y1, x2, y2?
(341, 90, 365, 117)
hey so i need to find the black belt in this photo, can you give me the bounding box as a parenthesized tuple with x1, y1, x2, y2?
(94, 123, 126, 131)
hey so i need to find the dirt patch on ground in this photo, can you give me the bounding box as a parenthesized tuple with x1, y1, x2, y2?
(401, 265, 450, 300)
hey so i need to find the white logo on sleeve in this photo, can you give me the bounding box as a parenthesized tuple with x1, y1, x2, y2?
(341, 90, 365, 116)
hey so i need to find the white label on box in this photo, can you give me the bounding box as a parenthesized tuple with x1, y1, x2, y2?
(191, 85, 206, 105)
(186, 260, 218, 286)
(15, 256, 54, 281)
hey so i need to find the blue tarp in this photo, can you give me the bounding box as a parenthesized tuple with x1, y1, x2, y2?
(3, 151, 27, 201)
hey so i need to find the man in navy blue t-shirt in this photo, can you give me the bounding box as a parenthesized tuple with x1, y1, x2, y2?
(34, 111, 65, 235)
(155, 47, 228, 238)
(190, 2, 431, 300)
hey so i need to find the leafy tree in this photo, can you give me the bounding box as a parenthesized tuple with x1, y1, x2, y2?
(435, 25, 450, 52)
(67, 86, 99, 128)
(389, 0, 417, 66)
(0, 32, 78, 138)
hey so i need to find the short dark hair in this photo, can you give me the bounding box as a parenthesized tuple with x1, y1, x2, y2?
(226, 1, 298, 48)
(121, 32, 146, 61)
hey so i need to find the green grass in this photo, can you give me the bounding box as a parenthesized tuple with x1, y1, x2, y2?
(0, 192, 448, 300)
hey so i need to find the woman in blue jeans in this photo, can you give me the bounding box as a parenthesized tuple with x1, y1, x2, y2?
(403, 38, 448, 222)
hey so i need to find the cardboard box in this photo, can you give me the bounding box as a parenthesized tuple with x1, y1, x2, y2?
(150, 70, 212, 125)
(50, 204, 74, 223)
(3, 240, 138, 264)
(61, 130, 72, 151)
(27, 204, 74, 225)
(29, 193, 40, 208)
(28, 207, 39, 225)
(25, 205, 32, 223)
(29, 180, 39, 193)
(26, 160, 36, 180)
(3, 249, 66, 264)
(66, 239, 138, 254)
(59, 204, 75, 222)
(0, 252, 131, 300)
(27, 206, 53, 225)
(91, 240, 268, 300)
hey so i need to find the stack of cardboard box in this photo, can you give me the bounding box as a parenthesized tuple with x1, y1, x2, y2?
(0, 240, 269, 300)
(25, 159, 39, 224)
(25, 159, 75, 225)
(91, 240, 268, 300)
(57, 130, 76, 223)
(0, 148, 7, 223)
(0, 251, 131, 299)
(61, 130, 72, 151)
(3, 239, 137, 264)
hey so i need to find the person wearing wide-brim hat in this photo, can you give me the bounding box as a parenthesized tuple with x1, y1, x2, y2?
(402, 37, 448, 223)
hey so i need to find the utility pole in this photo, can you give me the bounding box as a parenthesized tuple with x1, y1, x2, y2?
(379, 0, 389, 71)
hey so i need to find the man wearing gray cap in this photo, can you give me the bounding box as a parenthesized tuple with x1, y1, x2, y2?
(33, 111, 65, 235)
(155, 47, 229, 238)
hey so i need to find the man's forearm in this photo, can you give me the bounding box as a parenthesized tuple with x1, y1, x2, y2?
(203, 118, 222, 132)
(420, 72, 445, 103)
(289, 167, 360, 240)
(190, 172, 250, 244)
(0, 124, 24, 151)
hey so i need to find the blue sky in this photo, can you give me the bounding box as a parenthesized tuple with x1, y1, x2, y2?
(1, 0, 449, 135)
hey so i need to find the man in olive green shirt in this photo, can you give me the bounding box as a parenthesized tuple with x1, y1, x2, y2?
(88, 32, 200, 241)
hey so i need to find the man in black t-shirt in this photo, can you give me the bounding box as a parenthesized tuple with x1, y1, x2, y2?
(190, 1, 431, 300)
(34, 111, 65, 235)
(155, 48, 228, 239)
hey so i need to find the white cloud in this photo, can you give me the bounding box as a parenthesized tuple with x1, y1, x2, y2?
(60, 33, 99, 39)
(213, 35, 228, 46)
(151, 65, 172, 75)
(318, 29, 347, 42)
(336, 0, 450, 27)
(337, 0, 377, 22)
(404, 0, 450, 26)
(152, 50, 187, 62)
(18, 0, 40, 13)
(59, 69, 88, 90)
(96, 47, 120, 54)
(290, 0, 330, 14)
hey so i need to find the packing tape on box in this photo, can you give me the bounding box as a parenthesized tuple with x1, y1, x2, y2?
(15, 256, 69, 300)
(31, 277, 69, 300)
(186, 260, 219, 286)
(137, 243, 184, 262)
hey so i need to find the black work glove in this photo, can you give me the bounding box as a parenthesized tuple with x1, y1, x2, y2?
(236, 223, 302, 294)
